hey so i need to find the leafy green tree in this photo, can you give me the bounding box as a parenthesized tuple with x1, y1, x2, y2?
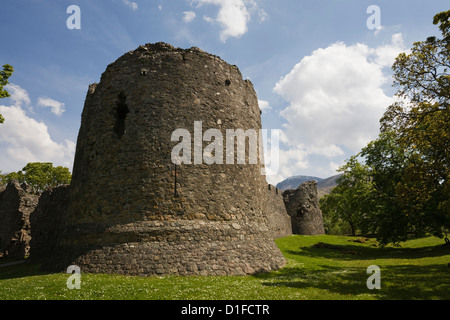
(320, 156, 376, 236)
(360, 131, 412, 244)
(4, 162, 71, 193)
(0, 64, 14, 123)
(379, 10, 450, 242)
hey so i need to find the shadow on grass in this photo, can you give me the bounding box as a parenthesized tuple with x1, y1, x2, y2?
(0, 262, 54, 280)
(256, 263, 450, 300)
(286, 242, 450, 261)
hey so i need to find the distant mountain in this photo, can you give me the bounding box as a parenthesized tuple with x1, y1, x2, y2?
(316, 174, 343, 199)
(276, 175, 323, 191)
(316, 174, 343, 189)
(276, 173, 344, 199)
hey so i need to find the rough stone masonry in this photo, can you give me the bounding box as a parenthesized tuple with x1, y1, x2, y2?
(42, 42, 288, 276)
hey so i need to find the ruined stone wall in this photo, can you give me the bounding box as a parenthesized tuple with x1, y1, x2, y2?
(0, 181, 39, 259)
(265, 185, 292, 238)
(44, 42, 285, 276)
(283, 181, 325, 235)
(29, 185, 70, 263)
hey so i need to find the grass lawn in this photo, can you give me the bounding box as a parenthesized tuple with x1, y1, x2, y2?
(0, 235, 448, 300)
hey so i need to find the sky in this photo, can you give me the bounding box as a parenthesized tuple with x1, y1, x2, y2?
(0, 0, 448, 186)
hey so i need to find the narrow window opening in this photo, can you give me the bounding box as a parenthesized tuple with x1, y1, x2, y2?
(114, 92, 129, 138)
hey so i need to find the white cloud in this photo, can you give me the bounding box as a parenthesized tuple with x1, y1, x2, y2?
(37, 97, 65, 116)
(374, 33, 405, 67)
(265, 146, 309, 186)
(0, 85, 75, 173)
(122, 0, 138, 10)
(183, 11, 196, 23)
(257, 8, 268, 22)
(258, 100, 271, 113)
(5, 84, 31, 108)
(329, 161, 344, 174)
(272, 34, 406, 181)
(193, 0, 266, 42)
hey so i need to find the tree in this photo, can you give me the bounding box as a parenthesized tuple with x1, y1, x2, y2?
(0, 64, 14, 123)
(4, 162, 71, 193)
(360, 131, 413, 244)
(379, 10, 450, 242)
(320, 156, 376, 237)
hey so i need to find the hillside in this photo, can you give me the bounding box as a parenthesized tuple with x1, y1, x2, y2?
(275, 175, 323, 191)
(276, 173, 343, 199)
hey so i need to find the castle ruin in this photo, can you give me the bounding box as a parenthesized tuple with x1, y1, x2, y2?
(0, 43, 324, 276)
(44, 42, 288, 276)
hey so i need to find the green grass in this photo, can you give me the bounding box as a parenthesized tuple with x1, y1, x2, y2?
(0, 235, 449, 300)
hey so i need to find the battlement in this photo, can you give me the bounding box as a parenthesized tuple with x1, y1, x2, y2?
(267, 184, 281, 195)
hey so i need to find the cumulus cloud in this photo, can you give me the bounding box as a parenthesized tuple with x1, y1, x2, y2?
(271, 34, 406, 181)
(258, 100, 271, 113)
(266, 146, 309, 186)
(122, 0, 138, 10)
(0, 85, 75, 173)
(5, 84, 31, 108)
(37, 97, 65, 116)
(193, 0, 266, 42)
(183, 11, 196, 23)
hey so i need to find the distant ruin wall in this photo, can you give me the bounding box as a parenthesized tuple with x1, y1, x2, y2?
(265, 185, 292, 238)
(283, 181, 325, 235)
(0, 181, 39, 259)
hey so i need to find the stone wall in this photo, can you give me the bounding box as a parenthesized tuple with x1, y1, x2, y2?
(29, 185, 70, 263)
(265, 184, 292, 238)
(43, 42, 286, 276)
(0, 181, 39, 259)
(283, 181, 325, 235)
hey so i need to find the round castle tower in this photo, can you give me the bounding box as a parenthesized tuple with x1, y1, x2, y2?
(51, 42, 285, 276)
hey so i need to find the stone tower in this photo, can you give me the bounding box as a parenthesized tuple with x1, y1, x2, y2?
(48, 42, 286, 276)
(283, 181, 325, 235)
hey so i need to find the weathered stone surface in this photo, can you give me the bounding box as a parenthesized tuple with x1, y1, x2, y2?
(0, 181, 39, 259)
(283, 180, 325, 235)
(29, 185, 70, 263)
(43, 42, 286, 275)
(265, 184, 292, 238)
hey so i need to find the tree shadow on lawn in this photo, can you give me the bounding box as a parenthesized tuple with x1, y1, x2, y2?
(0, 262, 53, 280)
(258, 239, 450, 300)
(285, 241, 450, 261)
(257, 263, 450, 300)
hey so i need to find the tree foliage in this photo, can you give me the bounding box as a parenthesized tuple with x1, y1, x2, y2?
(377, 10, 450, 242)
(2, 162, 71, 193)
(320, 156, 376, 236)
(0, 64, 14, 124)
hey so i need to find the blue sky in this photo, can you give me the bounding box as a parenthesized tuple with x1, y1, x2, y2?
(0, 0, 448, 185)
